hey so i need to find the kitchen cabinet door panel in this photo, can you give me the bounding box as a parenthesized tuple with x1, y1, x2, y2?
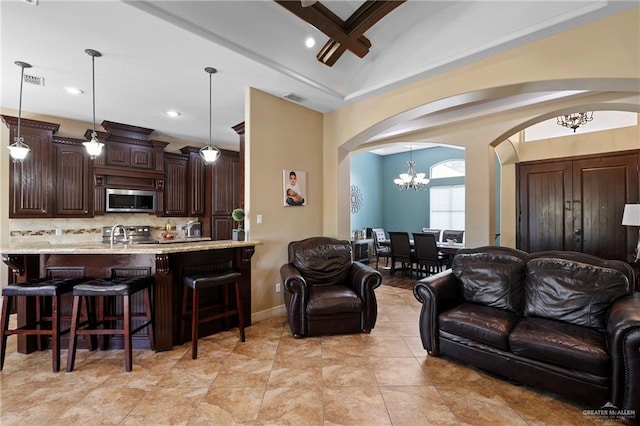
(163, 154, 187, 216)
(54, 140, 92, 217)
(2, 116, 59, 218)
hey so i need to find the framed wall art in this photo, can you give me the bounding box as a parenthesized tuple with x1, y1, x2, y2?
(283, 169, 307, 206)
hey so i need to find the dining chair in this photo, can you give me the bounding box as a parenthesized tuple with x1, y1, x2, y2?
(440, 230, 464, 267)
(441, 229, 464, 243)
(421, 228, 442, 241)
(413, 232, 447, 277)
(371, 228, 392, 269)
(388, 231, 416, 276)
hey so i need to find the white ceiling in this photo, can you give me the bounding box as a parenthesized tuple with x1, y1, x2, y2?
(1, 0, 637, 152)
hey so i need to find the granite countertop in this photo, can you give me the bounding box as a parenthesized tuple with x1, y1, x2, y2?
(0, 239, 262, 255)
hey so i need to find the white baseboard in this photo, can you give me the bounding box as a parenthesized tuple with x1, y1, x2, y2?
(251, 304, 286, 323)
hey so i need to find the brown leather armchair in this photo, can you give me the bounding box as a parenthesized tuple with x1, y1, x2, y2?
(280, 237, 383, 338)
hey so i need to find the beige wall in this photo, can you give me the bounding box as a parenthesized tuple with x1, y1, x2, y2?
(323, 7, 640, 245)
(245, 88, 324, 318)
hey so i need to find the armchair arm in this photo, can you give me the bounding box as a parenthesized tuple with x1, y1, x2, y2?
(413, 270, 461, 355)
(348, 261, 383, 331)
(280, 263, 309, 338)
(606, 293, 640, 414)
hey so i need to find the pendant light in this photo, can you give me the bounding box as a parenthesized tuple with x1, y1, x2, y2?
(7, 61, 32, 163)
(394, 146, 429, 190)
(83, 49, 104, 159)
(200, 67, 221, 164)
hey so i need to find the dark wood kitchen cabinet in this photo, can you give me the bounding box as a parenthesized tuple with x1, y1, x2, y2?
(180, 146, 206, 217)
(162, 153, 188, 217)
(211, 150, 241, 240)
(53, 137, 92, 217)
(105, 141, 154, 170)
(2, 115, 59, 218)
(517, 150, 639, 261)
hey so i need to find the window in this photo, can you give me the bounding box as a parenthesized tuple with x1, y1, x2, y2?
(430, 185, 465, 230)
(430, 160, 464, 179)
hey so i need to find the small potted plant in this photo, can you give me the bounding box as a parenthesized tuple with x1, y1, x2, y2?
(231, 208, 246, 241)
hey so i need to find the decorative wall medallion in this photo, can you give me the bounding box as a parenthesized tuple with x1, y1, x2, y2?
(350, 185, 363, 213)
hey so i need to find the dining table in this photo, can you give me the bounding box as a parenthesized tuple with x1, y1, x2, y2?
(379, 239, 464, 255)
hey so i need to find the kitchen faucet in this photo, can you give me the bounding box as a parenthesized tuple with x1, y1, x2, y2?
(110, 224, 128, 247)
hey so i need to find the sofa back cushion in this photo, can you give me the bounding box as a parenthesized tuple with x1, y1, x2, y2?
(452, 252, 526, 313)
(288, 237, 352, 286)
(524, 257, 630, 332)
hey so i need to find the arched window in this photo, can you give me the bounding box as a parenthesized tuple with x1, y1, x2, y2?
(430, 160, 465, 178)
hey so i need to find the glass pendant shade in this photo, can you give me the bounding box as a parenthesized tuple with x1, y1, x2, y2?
(7, 61, 32, 163)
(7, 138, 30, 163)
(199, 145, 221, 163)
(83, 131, 104, 159)
(200, 66, 221, 165)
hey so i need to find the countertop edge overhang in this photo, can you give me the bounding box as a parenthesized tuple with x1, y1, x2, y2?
(0, 240, 263, 255)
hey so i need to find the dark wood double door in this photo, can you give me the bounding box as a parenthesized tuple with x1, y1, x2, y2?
(517, 150, 639, 261)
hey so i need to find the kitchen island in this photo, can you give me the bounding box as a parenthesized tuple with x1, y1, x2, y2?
(1, 240, 261, 352)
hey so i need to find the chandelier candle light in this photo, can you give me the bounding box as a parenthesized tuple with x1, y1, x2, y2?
(394, 146, 429, 190)
(556, 112, 593, 133)
(83, 49, 104, 159)
(7, 61, 32, 163)
(200, 67, 221, 164)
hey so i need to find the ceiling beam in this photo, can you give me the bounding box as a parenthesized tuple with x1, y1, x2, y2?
(275, 0, 405, 67)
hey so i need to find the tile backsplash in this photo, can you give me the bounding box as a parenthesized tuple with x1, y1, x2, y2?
(9, 215, 199, 244)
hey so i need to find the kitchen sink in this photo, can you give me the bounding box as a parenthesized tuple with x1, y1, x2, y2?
(104, 238, 160, 245)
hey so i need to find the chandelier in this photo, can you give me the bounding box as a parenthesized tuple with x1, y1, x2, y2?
(200, 67, 221, 164)
(393, 146, 429, 191)
(7, 61, 32, 163)
(556, 112, 593, 133)
(83, 49, 104, 159)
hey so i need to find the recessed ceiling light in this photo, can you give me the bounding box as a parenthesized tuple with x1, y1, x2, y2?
(165, 110, 181, 118)
(63, 86, 83, 95)
(305, 37, 316, 48)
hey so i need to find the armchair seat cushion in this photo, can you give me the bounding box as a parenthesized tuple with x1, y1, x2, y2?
(510, 317, 609, 376)
(439, 303, 519, 351)
(307, 285, 363, 315)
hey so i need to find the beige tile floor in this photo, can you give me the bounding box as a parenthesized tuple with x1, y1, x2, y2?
(0, 283, 620, 425)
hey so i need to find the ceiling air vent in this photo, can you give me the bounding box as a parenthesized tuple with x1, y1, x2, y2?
(24, 74, 44, 86)
(284, 92, 305, 103)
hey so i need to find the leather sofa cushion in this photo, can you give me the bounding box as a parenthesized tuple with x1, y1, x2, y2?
(510, 317, 609, 376)
(524, 258, 630, 332)
(439, 303, 520, 351)
(306, 285, 362, 315)
(290, 238, 352, 286)
(452, 252, 525, 313)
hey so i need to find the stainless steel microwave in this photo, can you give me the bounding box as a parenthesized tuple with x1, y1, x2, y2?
(105, 188, 156, 213)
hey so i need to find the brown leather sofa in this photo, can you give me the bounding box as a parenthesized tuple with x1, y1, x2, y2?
(414, 246, 640, 419)
(280, 237, 382, 338)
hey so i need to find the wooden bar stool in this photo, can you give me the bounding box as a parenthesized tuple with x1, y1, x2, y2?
(181, 270, 244, 359)
(66, 276, 154, 373)
(0, 277, 85, 372)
